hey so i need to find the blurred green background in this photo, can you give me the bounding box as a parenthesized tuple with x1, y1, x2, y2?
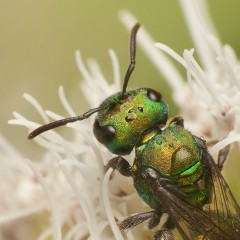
(1, 0, 240, 158)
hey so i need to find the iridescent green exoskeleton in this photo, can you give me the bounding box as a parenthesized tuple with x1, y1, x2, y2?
(28, 23, 240, 240)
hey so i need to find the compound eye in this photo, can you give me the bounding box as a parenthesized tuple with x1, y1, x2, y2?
(93, 118, 116, 145)
(147, 88, 162, 102)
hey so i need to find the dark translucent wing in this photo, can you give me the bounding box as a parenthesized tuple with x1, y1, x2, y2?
(147, 152, 240, 240)
(201, 150, 240, 238)
(152, 183, 233, 240)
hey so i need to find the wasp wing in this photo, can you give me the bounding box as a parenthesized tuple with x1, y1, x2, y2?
(201, 149, 240, 238)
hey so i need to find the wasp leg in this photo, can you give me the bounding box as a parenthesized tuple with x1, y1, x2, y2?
(154, 229, 174, 240)
(217, 144, 230, 171)
(169, 116, 184, 127)
(148, 210, 161, 229)
(105, 156, 132, 176)
(119, 210, 161, 230)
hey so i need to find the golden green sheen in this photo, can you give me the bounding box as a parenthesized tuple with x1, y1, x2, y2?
(97, 88, 168, 154)
(139, 122, 201, 176)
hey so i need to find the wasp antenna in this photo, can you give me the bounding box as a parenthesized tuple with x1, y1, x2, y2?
(122, 23, 140, 95)
(27, 105, 108, 139)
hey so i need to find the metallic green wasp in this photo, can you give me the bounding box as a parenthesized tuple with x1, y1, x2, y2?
(28, 23, 240, 240)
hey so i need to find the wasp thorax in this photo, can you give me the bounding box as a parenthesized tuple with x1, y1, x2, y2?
(93, 88, 168, 155)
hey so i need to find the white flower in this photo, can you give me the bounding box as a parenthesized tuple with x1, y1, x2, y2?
(7, 50, 151, 240)
(5, 0, 240, 239)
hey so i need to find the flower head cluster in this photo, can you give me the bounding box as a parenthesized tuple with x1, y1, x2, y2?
(120, 1, 240, 156)
(7, 50, 152, 240)
(119, 2, 240, 216)
(4, 0, 240, 239)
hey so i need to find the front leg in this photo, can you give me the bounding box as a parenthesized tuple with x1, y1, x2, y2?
(105, 156, 132, 177)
